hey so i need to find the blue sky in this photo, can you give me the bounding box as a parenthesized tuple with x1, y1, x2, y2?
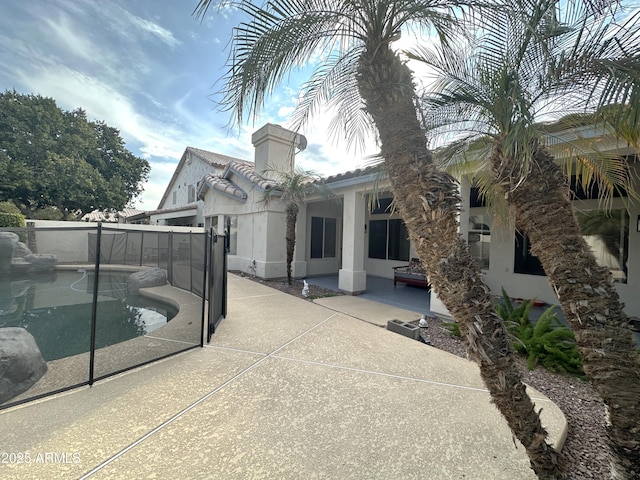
(0, 0, 377, 210)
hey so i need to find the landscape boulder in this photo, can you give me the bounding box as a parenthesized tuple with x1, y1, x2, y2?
(0, 232, 18, 272)
(0, 327, 48, 405)
(127, 268, 167, 294)
(24, 254, 57, 272)
(12, 241, 32, 259)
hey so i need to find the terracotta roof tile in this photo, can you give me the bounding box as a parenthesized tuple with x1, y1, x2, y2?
(186, 147, 245, 168)
(199, 174, 248, 202)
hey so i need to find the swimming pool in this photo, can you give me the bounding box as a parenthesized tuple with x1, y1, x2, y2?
(0, 270, 177, 361)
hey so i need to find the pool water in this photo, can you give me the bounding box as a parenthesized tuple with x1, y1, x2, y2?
(0, 270, 177, 361)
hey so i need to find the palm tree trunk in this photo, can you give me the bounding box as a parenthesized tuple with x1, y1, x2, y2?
(356, 44, 562, 478)
(285, 203, 298, 285)
(492, 141, 640, 479)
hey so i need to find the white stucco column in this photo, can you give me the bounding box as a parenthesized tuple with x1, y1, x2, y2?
(429, 291, 452, 318)
(339, 190, 367, 294)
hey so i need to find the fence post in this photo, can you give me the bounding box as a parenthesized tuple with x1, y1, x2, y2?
(199, 229, 210, 347)
(168, 232, 173, 285)
(139, 231, 144, 266)
(88, 222, 102, 386)
(222, 234, 227, 318)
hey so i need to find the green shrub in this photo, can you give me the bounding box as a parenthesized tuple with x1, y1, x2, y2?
(442, 321, 462, 337)
(496, 288, 584, 376)
(0, 212, 25, 228)
(0, 201, 21, 214)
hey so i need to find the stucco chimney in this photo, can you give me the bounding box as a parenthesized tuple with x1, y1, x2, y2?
(252, 124, 307, 180)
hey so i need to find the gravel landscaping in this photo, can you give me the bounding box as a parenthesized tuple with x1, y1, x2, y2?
(247, 275, 609, 479)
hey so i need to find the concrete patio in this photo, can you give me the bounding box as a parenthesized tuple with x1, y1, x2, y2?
(0, 273, 567, 479)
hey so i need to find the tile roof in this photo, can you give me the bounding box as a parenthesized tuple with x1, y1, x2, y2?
(81, 211, 119, 222)
(323, 165, 381, 185)
(225, 160, 278, 191)
(199, 174, 248, 202)
(186, 147, 246, 168)
(118, 208, 145, 218)
(198, 159, 282, 202)
(145, 203, 198, 216)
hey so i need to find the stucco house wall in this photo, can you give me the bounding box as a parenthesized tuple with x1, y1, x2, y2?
(431, 163, 640, 319)
(151, 122, 640, 319)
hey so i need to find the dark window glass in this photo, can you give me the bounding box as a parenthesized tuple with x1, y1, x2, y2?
(368, 220, 388, 259)
(569, 176, 626, 200)
(370, 197, 393, 214)
(514, 231, 545, 276)
(469, 187, 487, 207)
(310, 217, 324, 259)
(388, 219, 410, 261)
(324, 218, 337, 258)
(576, 209, 628, 283)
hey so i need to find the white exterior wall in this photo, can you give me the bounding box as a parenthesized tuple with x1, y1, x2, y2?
(473, 196, 640, 317)
(252, 124, 306, 179)
(431, 168, 640, 319)
(200, 174, 291, 280)
(155, 155, 221, 226)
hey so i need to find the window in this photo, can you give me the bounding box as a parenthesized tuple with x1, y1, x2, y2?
(515, 209, 629, 283)
(188, 184, 196, 203)
(576, 209, 628, 283)
(370, 197, 393, 214)
(387, 219, 410, 261)
(514, 231, 544, 276)
(469, 187, 488, 207)
(310, 217, 337, 259)
(368, 219, 410, 261)
(368, 220, 388, 259)
(172, 191, 177, 205)
(468, 214, 490, 269)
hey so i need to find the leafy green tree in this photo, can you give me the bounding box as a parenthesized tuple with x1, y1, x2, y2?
(0, 90, 150, 219)
(0, 202, 21, 214)
(418, 0, 640, 475)
(261, 166, 333, 285)
(195, 0, 560, 476)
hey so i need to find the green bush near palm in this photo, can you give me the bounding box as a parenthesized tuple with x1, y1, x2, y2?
(442, 321, 462, 337)
(496, 289, 584, 376)
(0, 212, 25, 228)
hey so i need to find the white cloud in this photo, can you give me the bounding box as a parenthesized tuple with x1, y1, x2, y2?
(277, 105, 295, 118)
(0, 0, 384, 213)
(119, 7, 182, 48)
(44, 13, 99, 63)
(17, 66, 186, 158)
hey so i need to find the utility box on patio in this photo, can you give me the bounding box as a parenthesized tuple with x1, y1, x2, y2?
(386, 319, 420, 340)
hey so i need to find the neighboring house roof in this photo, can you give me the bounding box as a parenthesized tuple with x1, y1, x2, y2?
(146, 203, 198, 216)
(118, 208, 145, 218)
(157, 146, 246, 209)
(82, 211, 119, 222)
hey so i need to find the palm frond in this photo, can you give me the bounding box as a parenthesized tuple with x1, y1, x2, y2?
(259, 165, 334, 207)
(289, 48, 377, 153)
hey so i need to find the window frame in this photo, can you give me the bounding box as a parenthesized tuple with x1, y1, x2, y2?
(310, 216, 337, 259)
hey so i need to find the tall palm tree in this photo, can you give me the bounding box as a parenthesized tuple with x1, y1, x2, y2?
(260, 166, 333, 285)
(195, 0, 562, 476)
(418, 0, 640, 476)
